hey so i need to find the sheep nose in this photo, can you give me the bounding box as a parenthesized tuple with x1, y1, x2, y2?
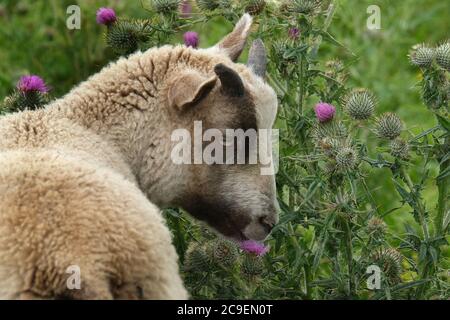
(259, 216, 275, 233)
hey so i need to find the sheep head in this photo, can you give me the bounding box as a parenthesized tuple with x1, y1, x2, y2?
(164, 14, 279, 242)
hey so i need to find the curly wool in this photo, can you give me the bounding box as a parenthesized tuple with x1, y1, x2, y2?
(0, 45, 232, 300)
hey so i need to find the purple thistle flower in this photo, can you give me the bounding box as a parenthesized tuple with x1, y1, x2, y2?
(314, 102, 336, 122)
(288, 27, 300, 40)
(96, 7, 116, 26)
(239, 240, 269, 256)
(183, 31, 199, 48)
(180, 0, 192, 18)
(17, 75, 48, 93)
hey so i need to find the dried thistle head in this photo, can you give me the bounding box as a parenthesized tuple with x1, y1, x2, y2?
(367, 217, 387, 240)
(390, 138, 410, 160)
(326, 59, 345, 73)
(409, 43, 435, 68)
(370, 248, 403, 284)
(342, 88, 377, 120)
(325, 59, 346, 78)
(435, 40, 450, 71)
(375, 113, 403, 140)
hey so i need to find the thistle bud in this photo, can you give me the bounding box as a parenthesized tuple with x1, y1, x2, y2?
(342, 88, 377, 120)
(2, 90, 49, 112)
(335, 146, 358, 172)
(390, 138, 410, 160)
(375, 112, 403, 140)
(152, 0, 181, 14)
(409, 44, 435, 68)
(196, 0, 220, 11)
(370, 248, 402, 284)
(184, 242, 211, 272)
(218, 0, 232, 9)
(318, 137, 340, 156)
(272, 40, 288, 60)
(288, 0, 322, 15)
(245, 0, 266, 15)
(241, 254, 264, 277)
(106, 21, 138, 54)
(435, 41, 450, 71)
(211, 239, 238, 268)
(106, 20, 151, 55)
(312, 121, 347, 141)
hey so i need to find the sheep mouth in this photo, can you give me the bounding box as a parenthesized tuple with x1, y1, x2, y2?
(238, 230, 249, 241)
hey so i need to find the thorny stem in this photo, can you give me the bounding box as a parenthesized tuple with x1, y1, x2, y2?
(298, 55, 305, 115)
(399, 166, 430, 240)
(337, 186, 356, 297)
(310, 0, 337, 57)
(435, 136, 449, 236)
(397, 166, 434, 299)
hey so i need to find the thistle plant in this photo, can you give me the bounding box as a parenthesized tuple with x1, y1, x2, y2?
(1, 75, 50, 112)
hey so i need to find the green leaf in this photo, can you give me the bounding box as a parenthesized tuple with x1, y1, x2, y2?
(436, 165, 450, 181)
(419, 243, 428, 263)
(311, 212, 336, 275)
(429, 247, 438, 264)
(436, 114, 450, 132)
(319, 31, 345, 48)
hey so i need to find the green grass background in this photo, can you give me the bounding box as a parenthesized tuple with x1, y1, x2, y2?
(0, 0, 448, 260)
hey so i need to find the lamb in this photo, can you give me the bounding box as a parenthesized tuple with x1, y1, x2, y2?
(0, 14, 279, 299)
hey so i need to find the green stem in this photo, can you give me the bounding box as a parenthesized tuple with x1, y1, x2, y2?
(298, 55, 305, 115)
(435, 136, 449, 235)
(343, 218, 355, 297)
(399, 166, 430, 240)
(310, 0, 337, 57)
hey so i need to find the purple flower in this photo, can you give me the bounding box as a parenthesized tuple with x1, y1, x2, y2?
(239, 240, 269, 256)
(288, 27, 300, 40)
(183, 31, 199, 48)
(17, 75, 48, 93)
(180, 0, 192, 18)
(314, 102, 336, 122)
(96, 7, 116, 25)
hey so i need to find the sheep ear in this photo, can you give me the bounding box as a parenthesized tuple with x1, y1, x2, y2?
(168, 71, 217, 111)
(214, 63, 245, 97)
(214, 14, 253, 61)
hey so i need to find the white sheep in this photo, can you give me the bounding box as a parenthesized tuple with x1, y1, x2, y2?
(0, 14, 279, 299)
